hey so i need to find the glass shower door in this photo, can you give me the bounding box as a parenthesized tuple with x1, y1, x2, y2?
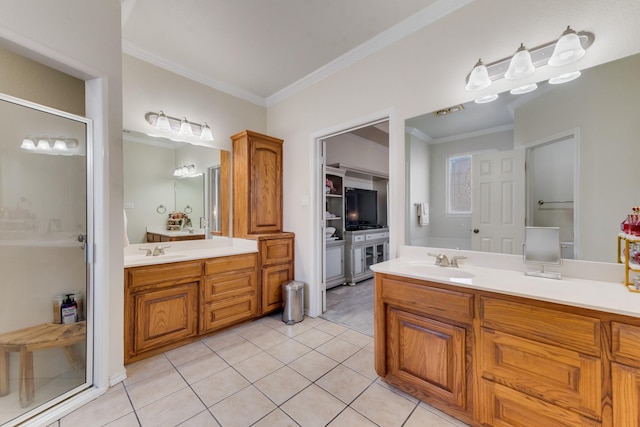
(0, 94, 91, 426)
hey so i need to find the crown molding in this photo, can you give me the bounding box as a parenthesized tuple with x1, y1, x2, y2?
(265, 0, 473, 107)
(405, 126, 432, 143)
(122, 0, 472, 109)
(122, 40, 267, 107)
(428, 123, 514, 145)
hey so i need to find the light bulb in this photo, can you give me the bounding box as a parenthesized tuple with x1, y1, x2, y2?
(549, 27, 585, 67)
(52, 140, 68, 151)
(21, 138, 36, 150)
(37, 139, 52, 151)
(474, 94, 499, 104)
(510, 83, 538, 95)
(179, 117, 194, 136)
(504, 44, 535, 80)
(548, 71, 581, 85)
(465, 59, 492, 91)
(155, 111, 172, 131)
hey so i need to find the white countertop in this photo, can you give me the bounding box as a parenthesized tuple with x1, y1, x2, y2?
(124, 236, 258, 268)
(371, 246, 640, 319)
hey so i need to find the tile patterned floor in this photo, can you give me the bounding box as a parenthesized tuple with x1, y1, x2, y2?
(50, 314, 469, 427)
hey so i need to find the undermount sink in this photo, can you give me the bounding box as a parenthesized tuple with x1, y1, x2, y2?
(397, 260, 475, 279)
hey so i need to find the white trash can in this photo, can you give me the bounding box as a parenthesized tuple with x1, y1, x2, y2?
(282, 280, 304, 324)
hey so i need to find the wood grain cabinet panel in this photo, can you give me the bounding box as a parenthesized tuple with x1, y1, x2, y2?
(262, 263, 293, 313)
(201, 294, 258, 332)
(612, 362, 640, 427)
(231, 130, 283, 237)
(260, 237, 293, 266)
(380, 275, 474, 323)
(386, 307, 466, 408)
(480, 296, 601, 356)
(481, 328, 602, 420)
(132, 282, 198, 354)
(611, 321, 640, 367)
(480, 380, 601, 427)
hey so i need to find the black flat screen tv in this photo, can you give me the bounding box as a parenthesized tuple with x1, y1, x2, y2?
(345, 187, 378, 230)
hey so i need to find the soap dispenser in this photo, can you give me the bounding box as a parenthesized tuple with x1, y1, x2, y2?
(61, 293, 78, 324)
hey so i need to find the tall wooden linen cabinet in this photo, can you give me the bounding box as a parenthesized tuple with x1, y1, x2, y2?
(231, 130, 295, 315)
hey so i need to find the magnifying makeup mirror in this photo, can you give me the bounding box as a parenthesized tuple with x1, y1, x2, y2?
(523, 226, 562, 279)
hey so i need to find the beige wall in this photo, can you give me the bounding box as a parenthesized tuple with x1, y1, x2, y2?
(267, 0, 640, 316)
(0, 0, 124, 394)
(123, 54, 267, 152)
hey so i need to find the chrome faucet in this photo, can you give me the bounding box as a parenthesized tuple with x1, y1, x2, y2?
(428, 253, 467, 267)
(152, 245, 170, 256)
(428, 253, 450, 267)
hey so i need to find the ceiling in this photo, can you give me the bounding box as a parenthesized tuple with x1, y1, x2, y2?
(120, 0, 467, 107)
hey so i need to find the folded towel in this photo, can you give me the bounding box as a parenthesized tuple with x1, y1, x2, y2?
(417, 203, 429, 225)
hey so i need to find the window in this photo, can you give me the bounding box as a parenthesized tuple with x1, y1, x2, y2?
(447, 154, 472, 214)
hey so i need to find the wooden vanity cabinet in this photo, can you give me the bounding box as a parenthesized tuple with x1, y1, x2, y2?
(248, 233, 295, 315)
(201, 253, 258, 333)
(375, 274, 475, 421)
(375, 272, 640, 427)
(124, 261, 202, 363)
(231, 130, 283, 237)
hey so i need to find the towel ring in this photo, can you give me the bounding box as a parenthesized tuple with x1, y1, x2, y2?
(184, 205, 192, 214)
(156, 204, 167, 214)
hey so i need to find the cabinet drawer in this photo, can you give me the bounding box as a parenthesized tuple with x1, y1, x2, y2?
(353, 235, 365, 243)
(480, 328, 601, 420)
(480, 380, 601, 427)
(204, 270, 256, 303)
(201, 295, 257, 333)
(204, 253, 256, 276)
(612, 321, 640, 365)
(127, 262, 202, 288)
(480, 297, 600, 356)
(260, 237, 293, 266)
(380, 275, 473, 323)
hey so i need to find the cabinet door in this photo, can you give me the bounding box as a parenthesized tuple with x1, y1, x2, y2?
(386, 307, 466, 408)
(352, 245, 364, 277)
(250, 138, 282, 234)
(326, 244, 344, 281)
(612, 363, 640, 426)
(262, 263, 293, 314)
(133, 282, 199, 354)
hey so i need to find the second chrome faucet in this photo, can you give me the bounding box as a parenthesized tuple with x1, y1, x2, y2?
(428, 253, 467, 267)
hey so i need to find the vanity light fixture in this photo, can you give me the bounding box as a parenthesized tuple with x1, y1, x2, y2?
(465, 26, 593, 93)
(173, 164, 196, 178)
(145, 111, 214, 141)
(21, 137, 79, 155)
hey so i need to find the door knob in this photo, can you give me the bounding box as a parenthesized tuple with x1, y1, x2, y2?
(473, 229, 479, 234)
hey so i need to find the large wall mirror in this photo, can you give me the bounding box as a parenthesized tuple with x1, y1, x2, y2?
(405, 52, 640, 263)
(123, 130, 228, 244)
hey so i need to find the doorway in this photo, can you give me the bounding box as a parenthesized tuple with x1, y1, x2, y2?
(525, 133, 577, 259)
(317, 118, 390, 316)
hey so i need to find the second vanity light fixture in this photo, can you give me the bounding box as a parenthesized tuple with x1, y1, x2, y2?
(145, 111, 214, 141)
(20, 137, 80, 155)
(465, 26, 594, 98)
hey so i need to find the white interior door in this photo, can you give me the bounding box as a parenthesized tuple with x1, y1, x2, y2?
(471, 149, 525, 254)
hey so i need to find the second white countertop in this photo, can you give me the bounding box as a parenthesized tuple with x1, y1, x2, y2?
(371, 246, 640, 319)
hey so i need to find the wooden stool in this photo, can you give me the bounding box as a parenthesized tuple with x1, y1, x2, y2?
(0, 321, 86, 407)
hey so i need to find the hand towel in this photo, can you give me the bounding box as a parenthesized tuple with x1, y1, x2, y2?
(417, 203, 429, 225)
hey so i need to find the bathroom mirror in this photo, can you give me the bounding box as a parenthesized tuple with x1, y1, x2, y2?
(123, 130, 228, 243)
(405, 52, 640, 263)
